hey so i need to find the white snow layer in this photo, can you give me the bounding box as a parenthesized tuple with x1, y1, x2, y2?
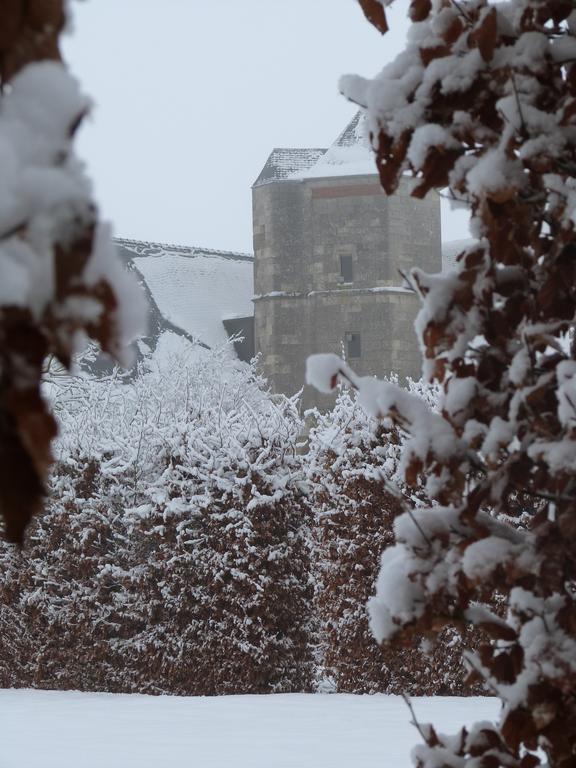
(0, 690, 498, 768)
(292, 144, 377, 179)
(0, 61, 145, 359)
(133, 251, 254, 348)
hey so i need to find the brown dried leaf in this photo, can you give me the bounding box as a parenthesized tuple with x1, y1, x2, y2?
(463, 248, 485, 269)
(441, 15, 465, 44)
(420, 44, 451, 67)
(413, 148, 462, 198)
(422, 322, 444, 356)
(560, 98, 576, 126)
(464, 666, 483, 687)
(9, 389, 57, 479)
(520, 755, 540, 768)
(491, 651, 517, 684)
(0, 400, 56, 545)
(405, 456, 423, 487)
(469, 728, 503, 755)
(358, 0, 388, 34)
(476, 620, 517, 642)
(25, 0, 64, 31)
(501, 708, 535, 752)
(0, 0, 65, 82)
(0, 0, 22, 51)
(375, 130, 410, 195)
(470, 8, 498, 63)
(567, 63, 576, 96)
(410, 0, 431, 22)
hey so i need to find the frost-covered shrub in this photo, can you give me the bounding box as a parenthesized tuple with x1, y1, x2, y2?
(308, 386, 479, 695)
(0, 346, 312, 694)
(117, 367, 313, 695)
(183, 422, 313, 694)
(0, 451, 132, 690)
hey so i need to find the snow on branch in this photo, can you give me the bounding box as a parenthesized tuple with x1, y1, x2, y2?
(307, 354, 462, 493)
(331, 0, 576, 764)
(0, 3, 145, 543)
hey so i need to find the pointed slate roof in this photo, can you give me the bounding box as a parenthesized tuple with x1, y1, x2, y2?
(253, 111, 372, 186)
(291, 110, 375, 180)
(332, 110, 366, 148)
(253, 147, 327, 187)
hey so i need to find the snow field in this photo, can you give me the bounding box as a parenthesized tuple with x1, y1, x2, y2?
(0, 690, 498, 768)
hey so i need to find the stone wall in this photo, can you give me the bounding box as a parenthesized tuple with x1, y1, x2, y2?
(253, 173, 441, 409)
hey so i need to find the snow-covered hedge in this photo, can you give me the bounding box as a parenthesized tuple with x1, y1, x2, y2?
(307, 384, 482, 695)
(0, 347, 312, 694)
(0, 347, 487, 696)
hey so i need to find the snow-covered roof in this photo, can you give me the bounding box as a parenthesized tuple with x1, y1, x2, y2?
(255, 112, 377, 183)
(254, 112, 376, 186)
(253, 148, 328, 186)
(442, 238, 477, 272)
(116, 238, 254, 351)
(293, 145, 376, 180)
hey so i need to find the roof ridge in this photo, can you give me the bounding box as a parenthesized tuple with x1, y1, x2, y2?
(114, 237, 253, 260)
(269, 146, 328, 152)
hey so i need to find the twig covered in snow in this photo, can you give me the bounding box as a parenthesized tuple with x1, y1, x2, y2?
(310, 1, 576, 765)
(0, 2, 145, 543)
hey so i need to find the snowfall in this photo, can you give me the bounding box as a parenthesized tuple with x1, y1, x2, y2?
(0, 690, 498, 768)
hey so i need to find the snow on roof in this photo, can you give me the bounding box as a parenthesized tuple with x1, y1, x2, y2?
(116, 237, 252, 262)
(292, 145, 376, 180)
(116, 239, 254, 350)
(253, 112, 381, 186)
(253, 148, 327, 186)
(442, 238, 477, 271)
(290, 111, 377, 180)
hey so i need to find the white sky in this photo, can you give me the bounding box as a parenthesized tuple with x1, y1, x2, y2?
(63, 0, 470, 254)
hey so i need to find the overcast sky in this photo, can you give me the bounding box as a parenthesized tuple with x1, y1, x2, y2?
(63, 0, 470, 254)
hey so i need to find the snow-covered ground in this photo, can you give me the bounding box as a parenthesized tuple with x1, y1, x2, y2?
(0, 690, 497, 768)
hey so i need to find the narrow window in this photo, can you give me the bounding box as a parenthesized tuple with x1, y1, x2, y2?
(345, 332, 361, 359)
(340, 255, 353, 283)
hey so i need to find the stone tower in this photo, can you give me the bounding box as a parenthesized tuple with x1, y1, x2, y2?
(252, 113, 441, 408)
